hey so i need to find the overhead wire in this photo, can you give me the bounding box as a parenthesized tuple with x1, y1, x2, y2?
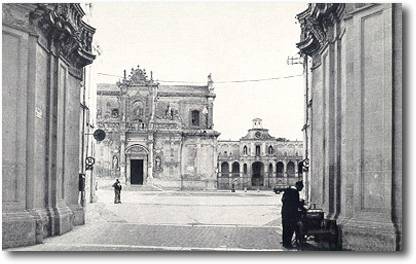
(96, 72, 303, 84)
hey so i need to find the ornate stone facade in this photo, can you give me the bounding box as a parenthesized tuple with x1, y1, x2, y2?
(96, 66, 220, 190)
(2, 4, 95, 248)
(217, 118, 303, 190)
(296, 4, 402, 251)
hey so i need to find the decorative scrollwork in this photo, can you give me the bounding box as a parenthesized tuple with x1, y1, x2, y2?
(29, 3, 95, 69)
(296, 4, 345, 56)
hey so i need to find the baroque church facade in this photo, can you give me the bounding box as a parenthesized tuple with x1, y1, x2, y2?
(96, 66, 220, 190)
(217, 118, 304, 190)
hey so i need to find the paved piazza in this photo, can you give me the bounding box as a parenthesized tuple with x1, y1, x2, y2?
(12, 185, 289, 251)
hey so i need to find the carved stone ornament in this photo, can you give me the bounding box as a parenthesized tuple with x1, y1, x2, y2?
(120, 65, 156, 86)
(29, 4, 95, 69)
(296, 4, 344, 56)
(126, 145, 148, 154)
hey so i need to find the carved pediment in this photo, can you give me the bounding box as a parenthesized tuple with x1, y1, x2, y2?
(126, 145, 148, 154)
(119, 65, 156, 86)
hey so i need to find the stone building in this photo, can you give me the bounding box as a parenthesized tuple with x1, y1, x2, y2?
(2, 4, 95, 248)
(95, 67, 220, 190)
(217, 118, 303, 190)
(296, 4, 402, 251)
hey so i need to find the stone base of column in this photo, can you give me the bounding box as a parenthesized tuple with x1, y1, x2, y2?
(48, 205, 75, 237)
(2, 204, 86, 249)
(205, 179, 217, 190)
(68, 204, 85, 226)
(2, 211, 36, 249)
(28, 208, 52, 244)
(338, 216, 398, 251)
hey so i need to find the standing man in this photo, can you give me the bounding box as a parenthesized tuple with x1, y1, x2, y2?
(280, 181, 304, 249)
(112, 178, 122, 204)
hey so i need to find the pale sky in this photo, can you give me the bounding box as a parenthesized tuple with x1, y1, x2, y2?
(91, 1, 306, 141)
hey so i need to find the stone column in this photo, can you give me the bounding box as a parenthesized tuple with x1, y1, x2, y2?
(272, 162, 276, 176)
(147, 139, 154, 184)
(120, 138, 126, 183)
(239, 162, 244, 178)
(247, 162, 252, 187)
(283, 161, 287, 177)
(272, 162, 277, 186)
(295, 160, 299, 175)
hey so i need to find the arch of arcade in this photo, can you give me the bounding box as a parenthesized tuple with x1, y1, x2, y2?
(217, 118, 303, 190)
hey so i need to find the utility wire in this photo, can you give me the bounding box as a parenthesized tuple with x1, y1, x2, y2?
(96, 72, 303, 84)
(215, 74, 303, 83)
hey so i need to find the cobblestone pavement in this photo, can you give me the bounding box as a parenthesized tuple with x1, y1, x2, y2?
(12, 189, 292, 251)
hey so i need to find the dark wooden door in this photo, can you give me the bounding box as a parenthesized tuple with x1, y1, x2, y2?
(130, 159, 144, 185)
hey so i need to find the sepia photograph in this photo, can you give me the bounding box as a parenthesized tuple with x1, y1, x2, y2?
(1, 0, 407, 254)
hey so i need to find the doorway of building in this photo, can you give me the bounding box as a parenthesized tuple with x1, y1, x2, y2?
(251, 161, 264, 187)
(130, 159, 144, 185)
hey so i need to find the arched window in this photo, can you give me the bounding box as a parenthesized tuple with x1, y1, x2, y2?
(221, 162, 229, 176)
(191, 110, 200, 126)
(138, 107, 144, 116)
(243, 145, 248, 155)
(287, 161, 295, 177)
(132, 100, 144, 119)
(232, 162, 240, 177)
(268, 163, 273, 176)
(243, 164, 247, 174)
(111, 108, 119, 118)
(268, 145, 274, 154)
(255, 145, 261, 156)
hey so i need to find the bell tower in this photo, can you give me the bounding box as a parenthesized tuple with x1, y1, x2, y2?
(252, 118, 263, 129)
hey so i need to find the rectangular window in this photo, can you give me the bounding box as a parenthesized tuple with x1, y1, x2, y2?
(191, 110, 200, 126)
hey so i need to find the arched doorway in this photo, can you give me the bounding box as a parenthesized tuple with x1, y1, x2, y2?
(125, 144, 149, 185)
(252, 161, 264, 187)
(276, 161, 284, 177)
(232, 162, 240, 177)
(287, 161, 295, 177)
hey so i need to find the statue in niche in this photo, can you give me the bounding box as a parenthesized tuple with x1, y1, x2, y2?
(112, 155, 118, 170)
(165, 103, 174, 119)
(155, 156, 161, 171)
(131, 101, 144, 120)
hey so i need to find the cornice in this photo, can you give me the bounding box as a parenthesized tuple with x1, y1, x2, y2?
(29, 3, 95, 68)
(296, 3, 345, 57)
